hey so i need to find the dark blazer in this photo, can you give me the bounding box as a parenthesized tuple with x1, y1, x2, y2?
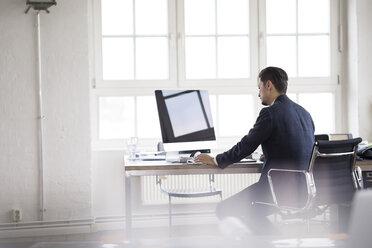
(216, 94, 315, 180)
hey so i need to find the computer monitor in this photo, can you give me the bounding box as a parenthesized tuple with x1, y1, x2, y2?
(155, 90, 216, 153)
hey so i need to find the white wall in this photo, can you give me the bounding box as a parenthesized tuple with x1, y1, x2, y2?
(92, 150, 126, 218)
(0, 0, 91, 223)
(354, 0, 372, 142)
(345, 0, 372, 141)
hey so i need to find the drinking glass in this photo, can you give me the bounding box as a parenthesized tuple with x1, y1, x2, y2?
(127, 137, 138, 160)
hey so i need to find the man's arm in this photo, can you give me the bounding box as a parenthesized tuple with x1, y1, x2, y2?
(215, 107, 273, 169)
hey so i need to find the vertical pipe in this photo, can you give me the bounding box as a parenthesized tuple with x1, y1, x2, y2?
(338, 0, 343, 52)
(36, 12, 45, 221)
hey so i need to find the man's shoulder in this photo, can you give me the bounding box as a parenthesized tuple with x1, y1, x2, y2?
(269, 95, 311, 117)
(258, 106, 272, 118)
(272, 95, 305, 110)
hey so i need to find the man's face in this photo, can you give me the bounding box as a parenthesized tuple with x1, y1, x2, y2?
(258, 80, 270, 106)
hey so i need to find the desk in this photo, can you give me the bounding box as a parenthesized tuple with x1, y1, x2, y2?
(124, 159, 263, 240)
(356, 160, 372, 188)
(123, 159, 371, 240)
(356, 160, 372, 170)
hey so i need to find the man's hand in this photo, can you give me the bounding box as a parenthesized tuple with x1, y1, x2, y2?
(260, 154, 265, 161)
(194, 154, 217, 166)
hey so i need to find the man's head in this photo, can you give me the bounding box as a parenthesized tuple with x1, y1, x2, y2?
(258, 67, 288, 106)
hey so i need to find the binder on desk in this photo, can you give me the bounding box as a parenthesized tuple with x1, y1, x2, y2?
(138, 152, 166, 161)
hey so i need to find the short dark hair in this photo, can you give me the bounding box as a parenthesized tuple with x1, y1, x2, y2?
(258, 67, 288, 94)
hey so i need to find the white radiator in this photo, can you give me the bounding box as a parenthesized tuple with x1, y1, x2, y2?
(141, 174, 260, 205)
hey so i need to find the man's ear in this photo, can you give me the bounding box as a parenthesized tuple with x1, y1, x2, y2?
(266, 80, 273, 90)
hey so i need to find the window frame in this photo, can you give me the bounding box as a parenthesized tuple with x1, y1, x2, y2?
(93, 0, 178, 89)
(91, 0, 342, 150)
(258, 0, 339, 85)
(176, 0, 259, 88)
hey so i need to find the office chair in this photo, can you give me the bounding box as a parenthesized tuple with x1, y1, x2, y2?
(257, 137, 363, 233)
(156, 174, 222, 227)
(315, 133, 363, 188)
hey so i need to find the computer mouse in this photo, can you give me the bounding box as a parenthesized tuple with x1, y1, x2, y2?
(193, 151, 201, 158)
(187, 151, 203, 165)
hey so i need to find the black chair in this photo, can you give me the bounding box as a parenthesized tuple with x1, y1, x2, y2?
(315, 133, 363, 189)
(156, 174, 222, 227)
(257, 137, 363, 233)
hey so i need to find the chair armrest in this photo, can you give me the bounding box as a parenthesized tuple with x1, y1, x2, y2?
(264, 168, 316, 212)
(156, 174, 222, 197)
(354, 166, 364, 189)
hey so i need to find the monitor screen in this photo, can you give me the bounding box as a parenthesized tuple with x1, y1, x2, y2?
(155, 90, 216, 152)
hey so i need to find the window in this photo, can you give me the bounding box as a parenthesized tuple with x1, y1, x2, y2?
(298, 92, 335, 133)
(101, 0, 169, 80)
(98, 96, 135, 139)
(183, 0, 250, 79)
(95, 93, 256, 147)
(217, 95, 254, 136)
(93, 0, 340, 149)
(98, 0, 176, 85)
(287, 92, 336, 134)
(97, 95, 161, 140)
(265, 0, 330, 77)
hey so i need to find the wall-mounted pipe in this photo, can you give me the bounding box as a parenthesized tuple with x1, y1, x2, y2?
(36, 11, 46, 221)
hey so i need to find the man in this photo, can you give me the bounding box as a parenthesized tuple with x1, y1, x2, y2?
(195, 66, 315, 235)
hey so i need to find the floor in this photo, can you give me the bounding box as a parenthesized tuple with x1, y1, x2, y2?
(0, 224, 220, 248)
(0, 217, 347, 248)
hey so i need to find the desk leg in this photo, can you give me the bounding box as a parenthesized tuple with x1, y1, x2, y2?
(125, 174, 132, 241)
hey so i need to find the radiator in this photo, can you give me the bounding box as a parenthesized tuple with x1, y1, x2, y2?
(141, 174, 260, 205)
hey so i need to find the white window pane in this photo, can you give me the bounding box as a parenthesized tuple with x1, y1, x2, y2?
(185, 37, 216, 79)
(298, 93, 335, 133)
(298, 36, 330, 77)
(218, 37, 250, 78)
(137, 96, 161, 138)
(266, 36, 296, 77)
(136, 37, 168, 80)
(298, 0, 329, 34)
(102, 38, 134, 80)
(99, 97, 135, 139)
(185, 0, 215, 35)
(135, 0, 168, 35)
(218, 95, 254, 136)
(101, 0, 133, 35)
(217, 0, 249, 35)
(266, 0, 296, 34)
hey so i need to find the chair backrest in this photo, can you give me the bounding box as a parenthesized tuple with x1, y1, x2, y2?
(314, 134, 330, 141)
(308, 137, 362, 206)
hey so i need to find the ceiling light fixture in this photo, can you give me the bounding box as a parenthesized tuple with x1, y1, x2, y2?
(25, 0, 57, 14)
